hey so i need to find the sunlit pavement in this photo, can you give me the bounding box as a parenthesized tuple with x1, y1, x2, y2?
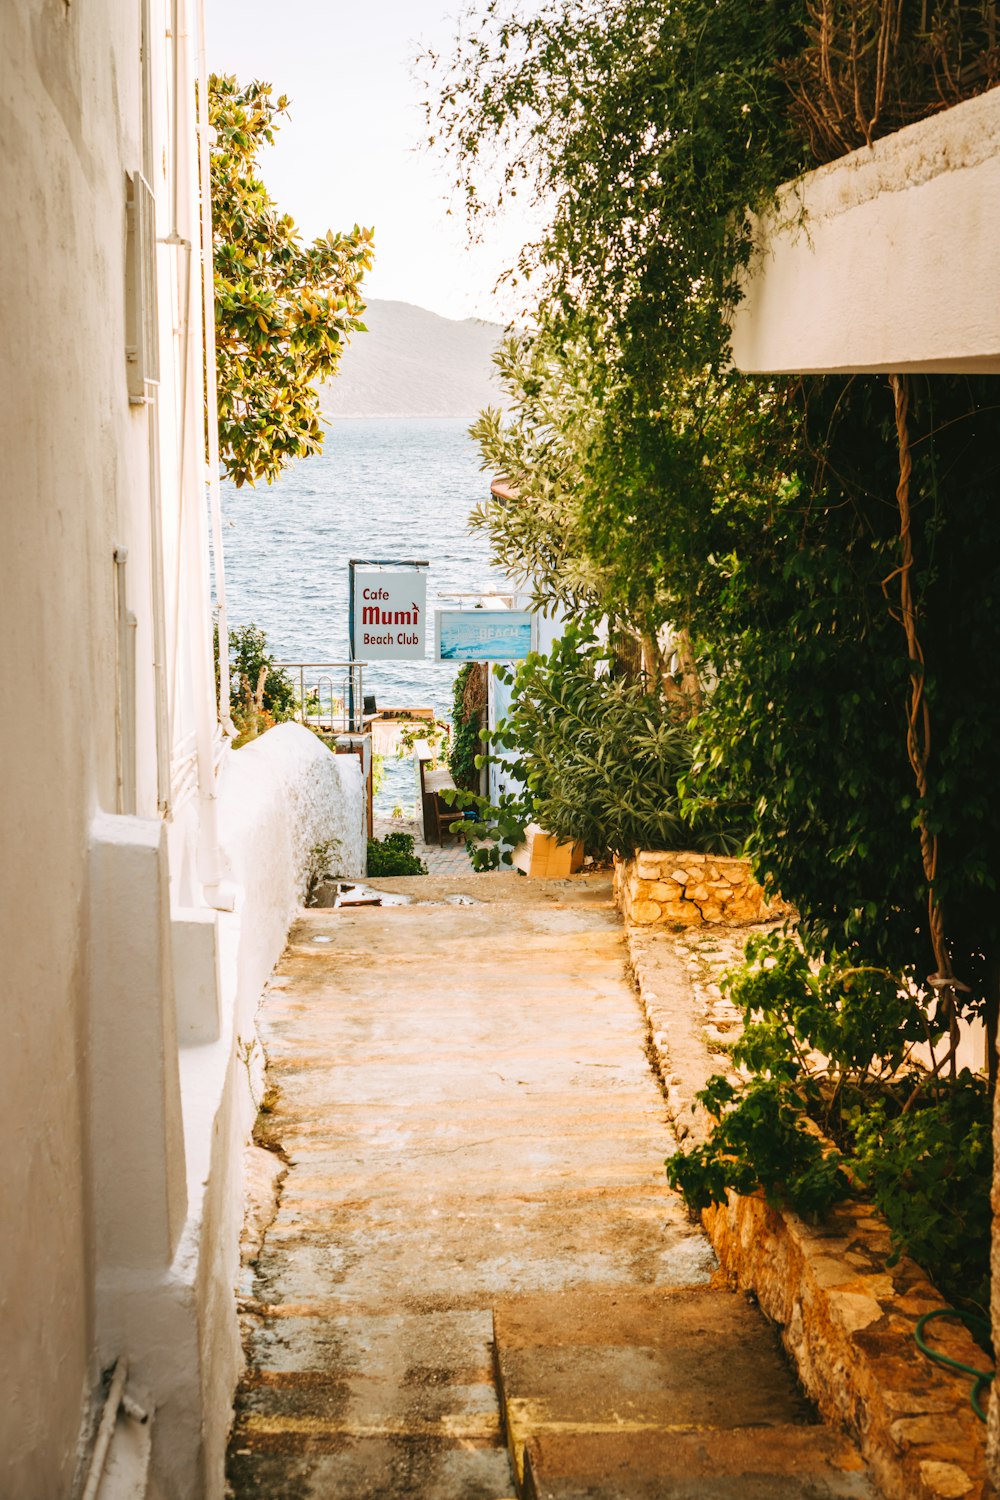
(226, 874, 875, 1500)
(372, 813, 474, 875)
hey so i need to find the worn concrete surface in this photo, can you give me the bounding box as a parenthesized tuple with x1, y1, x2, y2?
(227, 874, 874, 1499)
(521, 1427, 874, 1500)
(494, 1287, 874, 1499)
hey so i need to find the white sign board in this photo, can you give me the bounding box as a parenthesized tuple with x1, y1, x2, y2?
(353, 569, 427, 660)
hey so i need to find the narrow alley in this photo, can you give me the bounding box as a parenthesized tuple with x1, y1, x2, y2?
(227, 873, 875, 1499)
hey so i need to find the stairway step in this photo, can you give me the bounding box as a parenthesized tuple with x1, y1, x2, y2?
(493, 1289, 876, 1499)
(521, 1425, 875, 1499)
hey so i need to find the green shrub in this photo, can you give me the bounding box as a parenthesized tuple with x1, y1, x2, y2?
(443, 624, 747, 868)
(848, 1082, 992, 1313)
(668, 1073, 851, 1220)
(228, 622, 296, 721)
(366, 832, 427, 877)
(667, 933, 993, 1314)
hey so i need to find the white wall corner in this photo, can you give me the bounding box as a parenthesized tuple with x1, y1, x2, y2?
(171, 907, 222, 1045)
(87, 811, 187, 1282)
(731, 87, 1000, 376)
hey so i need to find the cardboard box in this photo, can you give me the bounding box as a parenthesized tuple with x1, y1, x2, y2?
(511, 823, 585, 878)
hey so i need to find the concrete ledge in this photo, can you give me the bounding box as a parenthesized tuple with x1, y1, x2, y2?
(731, 87, 1000, 375)
(624, 923, 992, 1500)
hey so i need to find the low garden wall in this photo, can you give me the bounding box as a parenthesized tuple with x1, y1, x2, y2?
(702, 1193, 990, 1500)
(624, 923, 990, 1500)
(614, 849, 787, 925)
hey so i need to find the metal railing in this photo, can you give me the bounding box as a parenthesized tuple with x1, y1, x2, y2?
(273, 661, 366, 735)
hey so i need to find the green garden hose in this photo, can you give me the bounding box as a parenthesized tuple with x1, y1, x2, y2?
(914, 1309, 994, 1423)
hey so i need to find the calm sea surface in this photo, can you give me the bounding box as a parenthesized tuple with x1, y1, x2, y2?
(220, 417, 505, 813)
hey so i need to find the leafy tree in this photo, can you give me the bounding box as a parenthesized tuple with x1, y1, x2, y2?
(208, 74, 374, 486)
(428, 1, 810, 657)
(446, 626, 747, 866)
(429, 0, 1000, 1296)
(422, 0, 807, 362)
(431, 0, 1000, 1026)
(228, 622, 296, 721)
(469, 329, 603, 620)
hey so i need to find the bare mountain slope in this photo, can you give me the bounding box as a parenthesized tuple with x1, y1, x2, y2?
(320, 298, 505, 419)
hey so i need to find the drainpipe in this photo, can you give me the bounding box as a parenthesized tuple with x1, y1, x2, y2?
(138, 4, 172, 815)
(171, 0, 236, 911)
(195, 0, 235, 738)
(169, 0, 182, 246)
(81, 1359, 149, 1500)
(162, 0, 192, 752)
(147, 400, 173, 815)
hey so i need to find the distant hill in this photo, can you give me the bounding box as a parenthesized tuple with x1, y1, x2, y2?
(319, 298, 506, 419)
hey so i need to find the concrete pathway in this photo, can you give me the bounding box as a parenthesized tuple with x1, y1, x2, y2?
(226, 874, 876, 1499)
(372, 813, 474, 875)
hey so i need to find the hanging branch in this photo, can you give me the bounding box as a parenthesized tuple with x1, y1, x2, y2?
(781, 1, 1000, 165)
(882, 374, 966, 1079)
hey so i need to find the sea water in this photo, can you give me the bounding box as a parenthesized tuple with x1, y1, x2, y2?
(220, 417, 506, 814)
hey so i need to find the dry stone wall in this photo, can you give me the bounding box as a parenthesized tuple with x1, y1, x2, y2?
(703, 1194, 990, 1500)
(625, 922, 990, 1500)
(614, 850, 787, 926)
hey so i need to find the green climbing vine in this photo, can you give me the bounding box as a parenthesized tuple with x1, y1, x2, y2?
(449, 663, 487, 793)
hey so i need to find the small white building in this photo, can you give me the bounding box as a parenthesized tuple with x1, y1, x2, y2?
(0, 3, 364, 1497)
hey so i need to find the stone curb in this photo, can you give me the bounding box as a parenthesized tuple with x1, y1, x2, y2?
(624, 922, 993, 1500)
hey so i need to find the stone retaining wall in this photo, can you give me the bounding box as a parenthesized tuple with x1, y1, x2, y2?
(703, 1194, 990, 1500)
(614, 849, 786, 926)
(624, 921, 991, 1500)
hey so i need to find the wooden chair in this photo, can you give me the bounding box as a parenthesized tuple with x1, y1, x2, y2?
(417, 745, 458, 845)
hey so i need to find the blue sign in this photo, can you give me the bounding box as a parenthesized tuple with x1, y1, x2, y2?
(436, 609, 534, 662)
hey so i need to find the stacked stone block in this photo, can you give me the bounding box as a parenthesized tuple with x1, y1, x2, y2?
(614, 850, 785, 926)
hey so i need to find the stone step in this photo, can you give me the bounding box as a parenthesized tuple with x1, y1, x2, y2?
(520, 1426, 875, 1499)
(228, 1303, 518, 1499)
(493, 1288, 877, 1500)
(228, 1429, 514, 1500)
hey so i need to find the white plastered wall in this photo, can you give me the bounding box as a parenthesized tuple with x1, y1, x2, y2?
(0, 2, 369, 1496)
(0, 1, 150, 1493)
(139, 728, 365, 1499)
(731, 86, 1000, 376)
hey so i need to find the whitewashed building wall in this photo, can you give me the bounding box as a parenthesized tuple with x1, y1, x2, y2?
(0, 4, 362, 1498)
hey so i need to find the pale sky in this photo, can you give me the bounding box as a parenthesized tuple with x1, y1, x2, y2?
(205, 0, 541, 323)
